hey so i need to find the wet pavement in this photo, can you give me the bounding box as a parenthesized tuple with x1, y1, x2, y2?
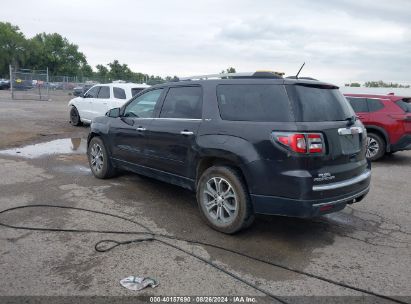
(0, 96, 410, 302)
(0, 138, 86, 158)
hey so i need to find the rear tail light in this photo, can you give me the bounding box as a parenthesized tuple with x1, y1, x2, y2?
(273, 132, 324, 154)
(307, 134, 323, 153)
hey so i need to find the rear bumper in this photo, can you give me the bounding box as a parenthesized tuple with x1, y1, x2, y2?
(250, 184, 370, 218)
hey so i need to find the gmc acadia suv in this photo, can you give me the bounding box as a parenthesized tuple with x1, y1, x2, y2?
(87, 72, 371, 233)
(345, 93, 411, 161)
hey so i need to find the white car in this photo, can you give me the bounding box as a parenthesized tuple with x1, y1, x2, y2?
(68, 83, 150, 125)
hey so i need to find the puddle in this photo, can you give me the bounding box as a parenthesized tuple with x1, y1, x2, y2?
(0, 138, 87, 159)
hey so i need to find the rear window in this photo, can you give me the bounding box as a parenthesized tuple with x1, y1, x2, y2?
(287, 85, 354, 122)
(216, 84, 293, 122)
(367, 98, 384, 112)
(346, 97, 368, 112)
(396, 99, 411, 113)
(160, 86, 202, 119)
(97, 86, 110, 99)
(113, 87, 126, 99)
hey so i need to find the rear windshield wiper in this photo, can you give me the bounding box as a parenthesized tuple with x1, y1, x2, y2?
(345, 115, 356, 126)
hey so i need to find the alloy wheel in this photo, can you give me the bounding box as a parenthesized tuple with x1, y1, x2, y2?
(366, 136, 379, 159)
(202, 177, 238, 225)
(90, 143, 104, 173)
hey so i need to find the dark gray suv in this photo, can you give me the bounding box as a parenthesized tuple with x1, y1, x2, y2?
(87, 71, 371, 234)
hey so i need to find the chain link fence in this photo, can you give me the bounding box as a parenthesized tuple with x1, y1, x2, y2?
(10, 66, 49, 100)
(9, 66, 111, 101)
(8, 66, 160, 101)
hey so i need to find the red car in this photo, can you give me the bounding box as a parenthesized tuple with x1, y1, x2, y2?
(344, 93, 411, 161)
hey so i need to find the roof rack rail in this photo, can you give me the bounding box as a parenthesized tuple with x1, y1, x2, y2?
(180, 71, 284, 81)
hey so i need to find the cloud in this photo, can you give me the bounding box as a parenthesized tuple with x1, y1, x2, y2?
(0, 0, 410, 84)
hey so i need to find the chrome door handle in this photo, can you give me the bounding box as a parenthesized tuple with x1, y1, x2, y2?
(136, 127, 146, 131)
(180, 131, 193, 136)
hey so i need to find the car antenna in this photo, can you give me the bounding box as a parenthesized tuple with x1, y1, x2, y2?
(295, 62, 305, 79)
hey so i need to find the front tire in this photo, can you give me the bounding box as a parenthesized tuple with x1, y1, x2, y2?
(70, 106, 82, 126)
(88, 137, 116, 179)
(196, 166, 254, 234)
(366, 133, 385, 161)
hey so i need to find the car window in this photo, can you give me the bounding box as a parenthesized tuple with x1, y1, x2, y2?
(160, 86, 202, 119)
(217, 84, 293, 121)
(287, 85, 354, 122)
(123, 89, 164, 118)
(132, 88, 145, 96)
(113, 87, 126, 99)
(367, 98, 384, 112)
(84, 86, 100, 98)
(97, 86, 110, 99)
(347, 97, 368, 113)
(396, 99, 411, 113)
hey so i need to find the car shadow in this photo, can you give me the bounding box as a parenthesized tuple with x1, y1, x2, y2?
(109, 172, 345, 275)
(378, 151, 411, 165)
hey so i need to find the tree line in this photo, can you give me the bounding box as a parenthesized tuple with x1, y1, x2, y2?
(0, 22, 180, 85)
(345, 81, 410, 88)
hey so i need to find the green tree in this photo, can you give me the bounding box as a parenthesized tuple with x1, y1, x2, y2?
(107, 60, 134, 81)
(0, 22, 27, 76)
(29, 32, 88, 75)
(80, 64, 93, 78)
(364, 80, 407, 88)
(221, 67, 236, 74)
(95, 64, 109, 81)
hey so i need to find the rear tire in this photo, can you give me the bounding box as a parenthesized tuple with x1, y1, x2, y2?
(70, 106, 82, 126)
(88, 137, 116, 179)
(196, 166, 254, 234)
(366, 133, 385, 161)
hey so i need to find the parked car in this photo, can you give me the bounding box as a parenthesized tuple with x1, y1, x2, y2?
(68, 83, 150, 125)
(73, 84, 94, 97)
(344, 93, 411, 161)
(0, 79, 10, 90)
(13, 79, 32, 90)
(86, 71, 371, 234)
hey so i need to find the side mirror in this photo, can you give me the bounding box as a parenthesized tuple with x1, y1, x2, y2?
(107, 107, 121, 118)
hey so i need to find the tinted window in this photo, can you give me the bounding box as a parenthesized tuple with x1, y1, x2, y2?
(124, 89, 163, 118)
(97, 86, 110, 99)
(217, 84, 292, 121)
(84, 86, 100, 98)
(367, 98, 384, 112)
(132, 88, 144, 96)
(113, 87, 126, 99)
(396, 100, 411, 113)
(347, 97, 368, 112)
(287, 85, 354, 121)
(160, 86, 202, 119)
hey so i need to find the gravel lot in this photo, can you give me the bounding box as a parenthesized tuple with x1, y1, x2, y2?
(0, 90, 410, 303)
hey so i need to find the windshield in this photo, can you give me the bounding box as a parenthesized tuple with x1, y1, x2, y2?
(286, 84, 355, 122)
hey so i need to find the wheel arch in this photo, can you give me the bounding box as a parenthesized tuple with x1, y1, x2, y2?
(196, 156, 249, 191)
(365, 125, 390, 152)
(87, 132, 100, 146)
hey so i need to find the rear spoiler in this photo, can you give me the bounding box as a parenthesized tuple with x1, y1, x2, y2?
(294, 83, 339, 90)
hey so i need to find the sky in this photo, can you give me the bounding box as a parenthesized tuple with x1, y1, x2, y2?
(0, 0, 410, 85)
